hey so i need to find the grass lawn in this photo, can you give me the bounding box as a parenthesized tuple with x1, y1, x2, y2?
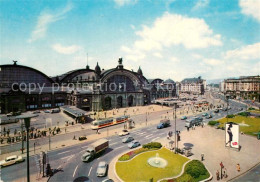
(162, 160, 210, 182)
(116, 147, 189, 182)
(218, 115, 260, 136)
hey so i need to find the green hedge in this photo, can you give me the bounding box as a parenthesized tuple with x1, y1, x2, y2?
(226, 114, 235, 118)
(165, 160, 210, 182)
(238, 112, 250, 117)
(208, 121, 219, 126)
(248, 108, 255, 110)
(142, 142, 162, 149)
(186, 160, 207, 179)
(119, 142, 162, 161)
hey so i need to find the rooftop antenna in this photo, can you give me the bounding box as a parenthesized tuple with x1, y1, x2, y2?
(13, 60, 18, 65)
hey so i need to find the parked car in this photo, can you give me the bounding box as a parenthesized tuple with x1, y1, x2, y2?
(96, 161, 108, 177)
(214, 109, 219, 113)
(222, 107, 227, 111)
(118, 130, 129, 136)
(122, 136, 134, 143)
(239, 108, 244, 111)
(128, 141, 141, 149)
(206, 114, 212, 119)
(44, 110, 51, 113)
(102, 179, 114, 182)
(0, 155, 25, 167)
(181, 116, 187, 120)
(32, 110, 41, 114)
(202, 113, 208, 117)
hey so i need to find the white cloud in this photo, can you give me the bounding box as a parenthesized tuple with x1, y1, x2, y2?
(130, 24, 136, 30)
(121, 45, 146, 62)
(134, 12, 222, 51)
(203, 58, 224, 66)
(28, 2, 73, 42)
(192, 0, 210, 11)
(239, 0, 260, 22)
(153, 52, 163, 58)
(225, 42, 260, 60)
(52, 43, 82, 55)
(114, 0, 138, 6)
(192, 54, 203, 59)
(170, 56, 180, 63)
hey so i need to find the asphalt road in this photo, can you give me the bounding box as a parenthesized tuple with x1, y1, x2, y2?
(1, 93, 246, 182)
(232, 164, 260, 182)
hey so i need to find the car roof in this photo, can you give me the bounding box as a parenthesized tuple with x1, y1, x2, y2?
(98, 161, 107, 166)
(6, 155, 18, 160)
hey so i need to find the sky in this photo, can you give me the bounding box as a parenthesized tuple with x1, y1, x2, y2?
(0, 0, 259, 81)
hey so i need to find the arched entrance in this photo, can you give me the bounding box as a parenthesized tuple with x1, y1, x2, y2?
(104, 97, 112, 110)
(117, 96, 123, 108)
(128, 95, 134, 107)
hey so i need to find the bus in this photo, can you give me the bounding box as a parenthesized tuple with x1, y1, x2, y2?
(91, 115, 130, 129)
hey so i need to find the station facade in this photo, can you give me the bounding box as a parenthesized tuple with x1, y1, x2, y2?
(0, 59, 177, 114)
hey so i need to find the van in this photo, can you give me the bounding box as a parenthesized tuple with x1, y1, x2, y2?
(157, 119, 170, 129)
(185, 117, 203, 128)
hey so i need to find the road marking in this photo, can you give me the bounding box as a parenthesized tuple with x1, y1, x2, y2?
(57, 150, 71, 155)
(151, 130, 158, 133)
(88, 167, 92, 176)
(114, 146, 124, 150)
(146, 135, 155, 139)
(152, 137, 160, 141)
(145, 134, 153, 138)
(61, 154, 74, 160)
(147, 128, 154, 131)
(81, 145, 89, 149)
(73, 165, 79, 177)
(57, 165, 62, 169)
(158, 133, 166, 136)
(136, 132, 146, 136)
(110, 142, 118, 146)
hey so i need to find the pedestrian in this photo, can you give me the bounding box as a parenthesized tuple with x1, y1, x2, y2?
(187, 127, 189, 132)
(236, 163, 240, 172)
(201, 153, 204, 161)
(96, 129, 99, 134)
(216, 170, 220, 180)
(224, 168, 228, 178)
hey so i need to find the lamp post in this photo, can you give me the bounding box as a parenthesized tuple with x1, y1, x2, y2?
(146, 112, 147, 126)
(17, 114, 38, 182)
(173, 103, 177, 154)
(225, 94, 230, 122)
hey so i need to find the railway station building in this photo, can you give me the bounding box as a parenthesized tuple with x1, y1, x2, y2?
(0, 59, 177, 114)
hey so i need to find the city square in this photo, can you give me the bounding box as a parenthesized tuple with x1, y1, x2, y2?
(1, 0, 260, 182)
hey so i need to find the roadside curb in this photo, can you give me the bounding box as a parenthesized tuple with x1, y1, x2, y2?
(227, 161, 260, 182)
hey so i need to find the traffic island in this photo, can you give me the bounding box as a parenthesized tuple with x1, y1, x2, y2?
(115, 147, 190, 182)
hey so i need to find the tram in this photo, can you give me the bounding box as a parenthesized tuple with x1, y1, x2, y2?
(91, 115, 130, 129)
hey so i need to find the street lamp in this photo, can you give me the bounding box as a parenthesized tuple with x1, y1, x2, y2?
(17, 114, 38, 182)
(146, 112, 148, 126)
(173, 103, 177, 154)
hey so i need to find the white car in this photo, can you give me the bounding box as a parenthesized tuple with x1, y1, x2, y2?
(0, 155, 25, 167)
(118, 129, 129, 136)
(96, 161, 108, 177)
